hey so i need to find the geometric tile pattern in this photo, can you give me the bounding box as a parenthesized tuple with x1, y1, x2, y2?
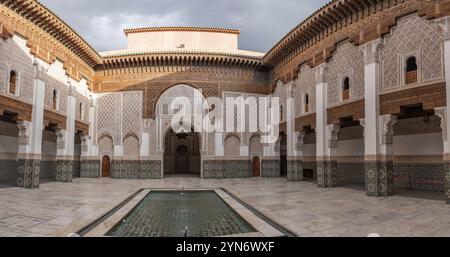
(55, 160, 73, 183)
(393, 163, 445, 192)
(317, 160, 338, 187)
(111, 160, 161, 179)
(203, 160, 252, 179)
(365, 161, 394, 197)
(261, 160, 280, 178)
(287, 160, 303, 182)
(16, 159, 40, 189)
(80, 160, 100, 178)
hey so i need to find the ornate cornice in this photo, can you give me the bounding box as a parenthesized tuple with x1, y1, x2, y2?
(124, 26, 240, 35)
(0, 0, 102, 67)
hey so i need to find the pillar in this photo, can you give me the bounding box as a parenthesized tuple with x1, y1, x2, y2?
(361, 39, 396, 197)
(441, 18, 450, 203)
(17, 61, 45, 188)
(286, 83, 303, 182)
(55, 83, 76, 183)
(315, 64, 338, 187)
(80, 96, 100, 178)
(288, 132, 305, 182)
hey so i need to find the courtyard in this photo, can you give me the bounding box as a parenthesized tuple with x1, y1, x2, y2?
(0, 177, 448, 237)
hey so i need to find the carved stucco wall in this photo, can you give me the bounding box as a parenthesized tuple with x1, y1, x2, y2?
(97, 93, 120, 144)
(381, 14, 444, 93)
(249, 133, 263, 157)
(272, 81, 287, 122)
(294, 64, 316, 117)
(123, 134, 140, 158)
(326, 41, 364, 107)
(122, 91, 142, 140)
(0, 36, 34, 104)
(98, 135, 114, 157)
(75, 91, 90, 122)
(42, 74, 68, 114)
(224, 134, 240, 157)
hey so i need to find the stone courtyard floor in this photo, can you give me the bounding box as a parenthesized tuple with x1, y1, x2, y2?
(0, 177, 449, 237)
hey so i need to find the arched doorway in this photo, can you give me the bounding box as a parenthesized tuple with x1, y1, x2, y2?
(252, 156, 261, 177)
(102, 155, 111, 177)
(164, 128, 201, 176)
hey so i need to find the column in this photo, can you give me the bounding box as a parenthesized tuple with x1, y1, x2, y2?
(80, 96, 100, 178)
(288, 132, 305, 182)
(286, 83, 302, 182)
(315, 64, 338, 187)
(55, 83, 76, 183)
(361, 39, 395, 197)
(442, 18, 450, 203)
(17, 62, 45, 188)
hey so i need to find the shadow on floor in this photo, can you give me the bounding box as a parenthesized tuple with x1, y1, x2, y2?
(0, 181, 16, 189)
(339, 184, 366, 192)
(394, 189, 445, 201)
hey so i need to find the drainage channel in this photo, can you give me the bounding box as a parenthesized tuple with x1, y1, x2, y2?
(76, 189, 145, 236)
(220, 188, 297, 237)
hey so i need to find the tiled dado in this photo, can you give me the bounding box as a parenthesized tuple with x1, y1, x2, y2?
(317, 160, 338, 188)
(446, 163, 450, 204)
(287, 159, 303, 182)
(203, 160, 252, 179)
(80, 160, 100, 178)
(17, 159, 40, 189)
(261, 159, 280, 178)
(365, 161, 394, 197)
(111, 160, 161, 179)
(393, 163, 445, 193)
(55, 160, 73, 183)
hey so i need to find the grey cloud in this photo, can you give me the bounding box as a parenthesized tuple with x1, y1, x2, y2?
(39, 0, 329, 53)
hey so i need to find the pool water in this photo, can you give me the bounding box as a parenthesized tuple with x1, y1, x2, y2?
(106, 190, 256, 237)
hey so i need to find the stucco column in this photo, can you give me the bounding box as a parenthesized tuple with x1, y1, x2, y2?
(361, 39, 395, 197)
(80, 96, 100, 178)
(288, 132, 305, 182)
(17, 61, 45, 188)
(315, 64, 337, 187)
(440, 17, 450, 203)
(286, 81, 303, 182)
(55, 83, 76, 183)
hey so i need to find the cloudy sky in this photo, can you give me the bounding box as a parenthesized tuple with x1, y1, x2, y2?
(39, 0, 329, 53)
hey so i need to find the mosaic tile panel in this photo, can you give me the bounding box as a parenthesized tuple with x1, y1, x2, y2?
(203, 160, 252, 179)
(55, 160, 73, 183)
(393, 163, 445, 192)
(445, 163, 450, 204)
(365, 161, 394, 197)
(0, 160, 17, 182)
(261, 160, 280, 178)
(80, 160, 100, 178)
(317, 160, 338, 187)
(337, 162, 365, 186)
(287, 160, 303, 182)
(17, 159, 40, 189)
(111, 160, 161, 179)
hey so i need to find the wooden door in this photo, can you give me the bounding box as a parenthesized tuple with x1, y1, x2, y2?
(252, 157, 260, 177)
(102, 155, 110, 177)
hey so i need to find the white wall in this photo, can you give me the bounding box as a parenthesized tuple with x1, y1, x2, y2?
(393, 133, 443, 156)
(337, 139, 365, 157)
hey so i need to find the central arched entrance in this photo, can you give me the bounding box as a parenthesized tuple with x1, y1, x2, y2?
(164, 128, 201, 176)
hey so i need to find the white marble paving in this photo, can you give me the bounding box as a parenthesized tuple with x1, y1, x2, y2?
(0, 177, 449, 237)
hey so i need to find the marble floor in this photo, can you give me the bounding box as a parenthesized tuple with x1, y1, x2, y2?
(0, 177, 449, 237)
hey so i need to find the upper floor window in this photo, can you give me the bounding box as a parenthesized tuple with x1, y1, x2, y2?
(8, 70, 18, 95)
(79, 102, 84, 120)
(405, 56, 418, 84)
(304, 94, 309, 113)
(342, 77, 350, 101)
(52, 89, 59, 110)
